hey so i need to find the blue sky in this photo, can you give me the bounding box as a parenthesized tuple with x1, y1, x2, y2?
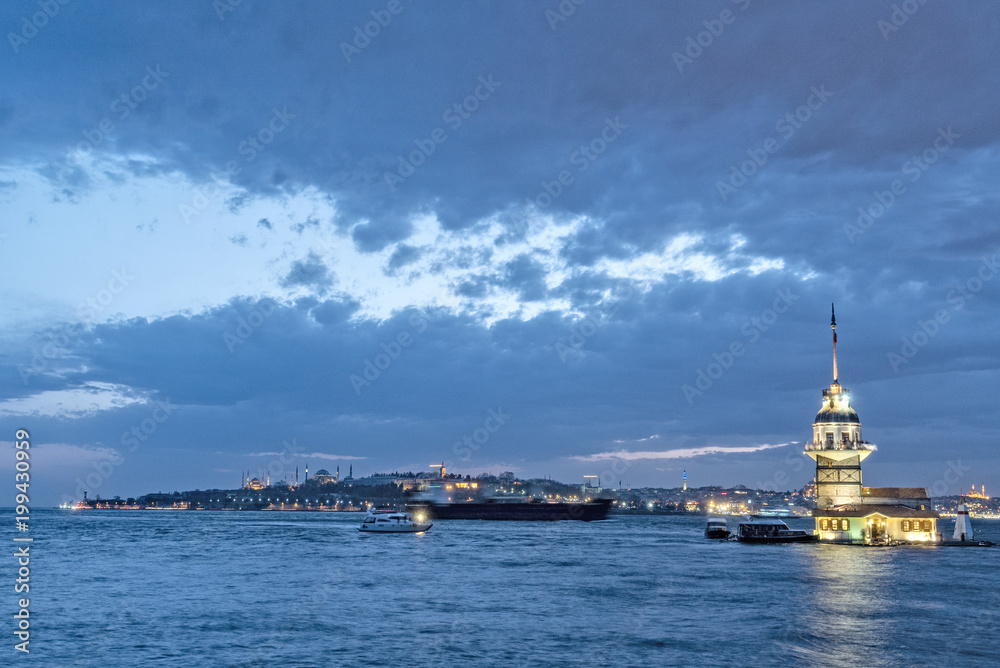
(1, 1, 998, 505)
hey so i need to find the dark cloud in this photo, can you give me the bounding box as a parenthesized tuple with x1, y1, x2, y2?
(351, 217, 413, 253)
(386, 243, 422, 272)
(3, 1, 1000, 502)
(500, 254, 549, 302)
(281, 252, 334, 294)
(290, 216, 321, 235)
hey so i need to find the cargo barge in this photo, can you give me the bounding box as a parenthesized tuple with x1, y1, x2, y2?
(406, 497, 612, 521)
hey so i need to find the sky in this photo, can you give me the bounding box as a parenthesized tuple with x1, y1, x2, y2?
(1, 1, 998, 506)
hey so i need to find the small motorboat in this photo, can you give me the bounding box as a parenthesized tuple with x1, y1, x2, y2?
(736, 517, 816, 543)
(705, 516, 730, 539)
(358, 509, 432, 533)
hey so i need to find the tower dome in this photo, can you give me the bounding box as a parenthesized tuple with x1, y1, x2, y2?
(814, 392, 861, 425)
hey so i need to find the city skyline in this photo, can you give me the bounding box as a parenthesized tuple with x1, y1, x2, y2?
(2, 2, 998, 506)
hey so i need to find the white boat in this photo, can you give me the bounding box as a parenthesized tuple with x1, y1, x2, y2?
(358, 510, 432, 533)
(705, 516, 729, 539)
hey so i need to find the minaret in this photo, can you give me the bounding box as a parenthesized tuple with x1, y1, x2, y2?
(804, 305, 873, 509)
(295, 466, 298, 486)
(305, 464, 308, 482)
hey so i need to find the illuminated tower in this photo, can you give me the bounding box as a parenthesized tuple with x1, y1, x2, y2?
(682, 470, 688, 492)
(804, 305, 874, 509)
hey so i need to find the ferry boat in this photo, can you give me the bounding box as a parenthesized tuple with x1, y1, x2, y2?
(736, 517, 816, 543)
(705, 516, 730, 539)
(358, 510, 432, 533)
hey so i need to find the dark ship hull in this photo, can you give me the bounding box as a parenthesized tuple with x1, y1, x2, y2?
(406, 498, 612, 521)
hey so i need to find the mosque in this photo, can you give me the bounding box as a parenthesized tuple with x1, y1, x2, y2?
(240, 464, 353, 490)
(805, 306, 941, 544)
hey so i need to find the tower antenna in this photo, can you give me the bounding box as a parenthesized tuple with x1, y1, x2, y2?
(831, 303, 838, 383)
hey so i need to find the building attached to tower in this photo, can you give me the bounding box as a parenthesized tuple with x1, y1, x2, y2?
(805, 305, 940, 544)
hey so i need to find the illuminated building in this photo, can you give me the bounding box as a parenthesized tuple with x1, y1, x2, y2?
(242, 469, 267, 490)
(965, 484, 989, 500)
(806, 305, 939, 544)
(311, 468, 335, 485)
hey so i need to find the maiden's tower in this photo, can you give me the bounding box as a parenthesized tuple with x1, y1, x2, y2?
(805, 305, 940, 544)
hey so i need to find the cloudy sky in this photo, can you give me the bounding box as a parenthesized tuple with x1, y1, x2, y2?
(2, 1, 998, 505)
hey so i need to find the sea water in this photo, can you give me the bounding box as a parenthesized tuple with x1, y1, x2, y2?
(9, 509, 1000, 667)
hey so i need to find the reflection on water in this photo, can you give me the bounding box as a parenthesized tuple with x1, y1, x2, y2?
(17, 510, 1000, 667)
(790, 546, 903, 667)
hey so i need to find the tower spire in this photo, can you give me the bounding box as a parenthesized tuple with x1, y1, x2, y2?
(831, 303, 838, 383)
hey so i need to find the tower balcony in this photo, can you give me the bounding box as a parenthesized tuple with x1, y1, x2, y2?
(804, 440, 876, 462)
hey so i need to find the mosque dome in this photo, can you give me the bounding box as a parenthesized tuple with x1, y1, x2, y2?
(314, 469, 331, 476)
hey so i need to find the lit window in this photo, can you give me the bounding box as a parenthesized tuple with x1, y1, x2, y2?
(902, 520, 911, 532)
(840, 519, 850, 531)
(820, 519, 828, 530)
